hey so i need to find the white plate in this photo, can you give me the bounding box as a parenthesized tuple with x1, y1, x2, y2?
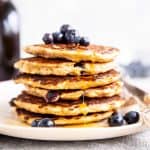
(0, 81, 145, 141)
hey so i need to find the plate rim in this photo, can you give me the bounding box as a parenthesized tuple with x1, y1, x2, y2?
(0, 121, 145, 141)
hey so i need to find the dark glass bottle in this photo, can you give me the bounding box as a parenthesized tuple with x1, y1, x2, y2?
(0, 0, 20, 81)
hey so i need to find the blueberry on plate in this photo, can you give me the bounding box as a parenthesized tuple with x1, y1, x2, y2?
(52, 32, 63, 43)
(60, 24, 73, 34)
(37, 118, 54, 127)
(124, 111, 140, 124)
(42, 33, 53, 44)
(108, 112, 124, 127)
(31, 119, 40, 127)
(79, 37, 90, 46)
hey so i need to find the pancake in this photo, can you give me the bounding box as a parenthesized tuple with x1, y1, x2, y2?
(14, 69, 120, 90)
(14, 57, 115, 76)
(15, 108, 113, 126)
(62, 121, 108, 128)
(24, 44, 119, 63)
(25, 81, 122, 101)
(10, 93, 126, 116)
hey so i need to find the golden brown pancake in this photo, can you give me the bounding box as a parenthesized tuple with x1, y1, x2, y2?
(24, 44, 119, 63)
(10, 92, 126, 116)
(14, 108, 113, 126)
(14, 69, 120, 90)
(14, 57, 115, 76)
(25, 81, 122, 101)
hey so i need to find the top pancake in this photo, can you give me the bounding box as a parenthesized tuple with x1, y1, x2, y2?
(24, 44, 119, 63)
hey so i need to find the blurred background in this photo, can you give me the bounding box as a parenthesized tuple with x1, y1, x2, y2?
(1, 0, 150, 81)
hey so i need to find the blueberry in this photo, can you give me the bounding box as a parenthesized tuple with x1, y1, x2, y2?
(64, 33, 75, 44)
(42, 33, 53, 44)
(64, 29, 79, 44)
(37, 118, 54, 127)
(74, 36, 81, 44)
(45, 91, 60, 102)
(80, 37, 90, 46)
(108, 112, 124, 127)
(68, 29, 79, 37)
(74, 62, 84, 68)
(52, 32, 63, 43)
(60, 24, 73, 34)
(31, 119, 40, 127)
(124, 111, 140, 124)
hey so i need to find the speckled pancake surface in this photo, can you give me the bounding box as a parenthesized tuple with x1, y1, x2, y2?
(24, 44, 119, 63)
(11, 93, 126, 116)
(25, 81, 122, 101)
(15, 108, 113, 126)
(14, 57, 115, 76)
(14, 69, 120, 90)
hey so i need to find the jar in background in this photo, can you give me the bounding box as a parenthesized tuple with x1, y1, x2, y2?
(0, 0, 20, 81)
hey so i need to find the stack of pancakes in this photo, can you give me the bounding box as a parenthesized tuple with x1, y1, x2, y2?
(10, 44, 126, 127)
